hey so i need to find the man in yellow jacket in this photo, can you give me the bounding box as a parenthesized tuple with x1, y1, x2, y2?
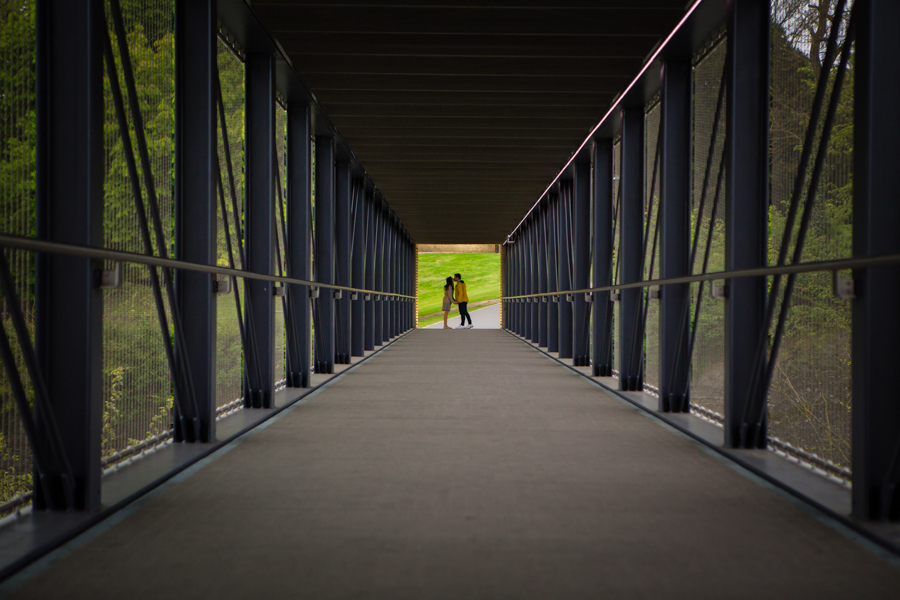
(453, 273, 473, 329)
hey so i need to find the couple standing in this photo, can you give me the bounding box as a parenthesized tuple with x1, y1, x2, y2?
(442, 273, 473, 330)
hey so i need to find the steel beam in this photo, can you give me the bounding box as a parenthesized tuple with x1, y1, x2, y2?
(34, 0, 104, 511)
(659, 60, 692, 412)
(383, 215, 392, 341)
(538, 205, 548, 347)
(558, 184, 574, 359)
(174, 0, 216, 440)
(618, 107, 644, 391)
(352, 179, 366, 356)
(244, 53, 276, 407)
(287, 102, 311, 386)
(852, 0, 900, 521)
(314, 135, 335, 373)
(724, 0, 768, 447)
(547, 194, 559, 352)
(592, 139, 614, 376)
(373, 196, 384, 345)
(572, 162, 591, 366)
(335, 161, 352, 364)
(530, 221, 539, 343)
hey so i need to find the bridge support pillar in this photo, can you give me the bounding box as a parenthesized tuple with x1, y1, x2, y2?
(538, 206, 548, 347)
(525, 222, 534, 342)
(530, 221, 539, 344)
(34, 0, 104, 511)
(287, 103, 311, 387)
(659, 59, 691, 412)
(314, 136, 335, 373)
(572, 162, 591, 366)
(724, 0, 768, 447)
(174, 0, 217, 440)
(335, 161, 352, 364)
(352, 179, 366, 357)
(383, 214, 393, 341)
(852, 0, 900, 521)
(558, 185, 573, 359)
(547, 194, 559, 352)
(373, 196, 384, 345)
(618, 107, 644, 391)
(244, 53, 276, 407)
(592, 139, 614, 376)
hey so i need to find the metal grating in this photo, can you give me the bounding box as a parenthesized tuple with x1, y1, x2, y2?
(688, 37, 727, 419)
(100, 0, 177, 467)
(766, 0, 853, 475)
(0, 0, 36, 514)
(214, 33, 245, 412)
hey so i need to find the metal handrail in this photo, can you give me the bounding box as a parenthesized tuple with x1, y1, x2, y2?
(502, 252, 898, 299)
(0, 233, 416, 299)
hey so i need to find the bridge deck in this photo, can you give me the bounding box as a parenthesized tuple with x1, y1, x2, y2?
(7, 331, 900, 599)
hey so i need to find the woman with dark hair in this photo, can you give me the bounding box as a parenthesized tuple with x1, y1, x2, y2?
(442, 276, 455, 329)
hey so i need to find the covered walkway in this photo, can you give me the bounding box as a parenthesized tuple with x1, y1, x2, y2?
(6, 331, 900, 599)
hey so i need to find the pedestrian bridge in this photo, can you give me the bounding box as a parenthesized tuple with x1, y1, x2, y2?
(2, 0, 900, 595)
(5, 330, 900, 598)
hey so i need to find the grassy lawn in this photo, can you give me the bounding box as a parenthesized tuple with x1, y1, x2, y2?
(417, 253, 501, 325)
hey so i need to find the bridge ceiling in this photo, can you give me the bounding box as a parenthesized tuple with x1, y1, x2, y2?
(254, 0, 689, 243)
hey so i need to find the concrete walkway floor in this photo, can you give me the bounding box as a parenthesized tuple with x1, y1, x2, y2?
(5, 330, 900, 599)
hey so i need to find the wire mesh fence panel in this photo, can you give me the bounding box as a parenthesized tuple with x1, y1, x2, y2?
(0, 0, 36, 513)
(611, 138, 621, 379)
(689, 37, 727, 419)
(766, 0, 853, 474)
(274, 103, 287, 387)
(101, 0, 177, 466)
(643, 100, 661, 394)
(214, 33, 244, 412)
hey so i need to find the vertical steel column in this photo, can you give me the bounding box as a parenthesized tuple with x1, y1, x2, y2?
(244, 53, 276, 407)
(618, 107, 645, 391)
(547, 194, 559, 352)
(538, 205, 549, 347)
(382, 208, 391, 342)
(724, 0, 769, 447)
(373, 196, 384, 345)
(34, 0, 104, 511)
(572, 162, 591, 366)
(659, 60, 692, 412)
(383, 215, 392, 341)
(174, 0, 216, 440)
(287, 102, 311, 386)
(352, 179, 366, 357)
(530, 221, 539, 343)
(852, 0, 900, 521)
(558, 185, 573, 359)
(392, 222, 400, 336)
(525, 217, 538, 343)
(334, 161, 352, 364)
(314, 136, 335, 373)
(524, 222, 533, 341)
(592, 139, 614, 376)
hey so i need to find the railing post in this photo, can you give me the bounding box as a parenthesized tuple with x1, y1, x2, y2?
(352, 179, 366, 357)
(592, 139, 614, 376)
(547, 193, 559, 352)
(724, 0, 768, 447)
(572, 162, 591, 366)
(852, 0, 900, 521)
(174, 0, 216, 440)
(34, 0, 104, 511)
(618, 107, 645, 391)
(537, 205, 548, 347)
(659, 59, 692, 412)
(373, 195, 384, 345)
(334, 160, 352, 364)
(287, 102, 311, 386)
(244, 52, 276, 406)
(314, 135, 335, 373)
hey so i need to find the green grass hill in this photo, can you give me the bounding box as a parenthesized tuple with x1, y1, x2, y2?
(417, 252, 501, 327)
